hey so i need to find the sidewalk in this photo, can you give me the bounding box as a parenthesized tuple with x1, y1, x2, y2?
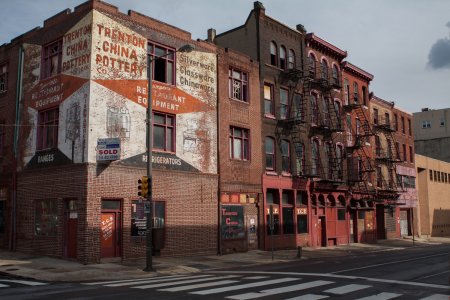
(0, 237, 448, 282)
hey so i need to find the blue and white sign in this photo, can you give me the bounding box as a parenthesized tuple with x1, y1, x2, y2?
(96, 138, 121, 161)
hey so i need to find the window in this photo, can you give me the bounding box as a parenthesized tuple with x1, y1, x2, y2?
(353, 82, 359, 103)
(422, 120, 431, 128)
(377, 166, 382, 188)
(265, 137, 275, 171)
(344, 78, 350, 105)
(438, 171, 441, 182)
(373, 108, 379, 125)
(264, 83, 274, 116)
(37, 107, 59, 150)
(362, 86, 367, 106)
(434, 170, 438, 181)
(440, 118, 445, 127)
(337, 209, 346, 221)
(408, 119, 412, 135)
(229, 126, 249, 160)
(293, 93, 303, 121)
(358, 158, 363, 181)
(323, 97, 330, 127)
(270, 41, 277, 66)
(297, 214, 308, 233)
(282, 191, 294, 234)
(288, 49, 295, 69)
(311, 139, 320, 176)
(310, 94, 318, 124)
(396, 142, 400, 160)
(0, 121, 4, 157)
(131, 200, 165, 237)
(325, 142, 334, 179)
(429, 170, 433, 181)
(153, 112, 175, 152)
(385, 112, 390, 126)
(403, 144, 407, 162)
(229, 68, 248, 102)
(308, 53, 316, 78)
(279, 46, 286, 70)
(0, 64, 7, 92)
(375, 136, 381, 156)
(35, 199, 58, 236)
(321, 59, 328, 80)
(332, 65, 339, 85)
(281, 140, 290, 173)
(356, 118, 361, 136)
(394, 114, 398, 131)
(401, 116, 405, 134)
(334, 101, 341, 128)
(41, 40, 62, 79)
(0, 188, 6, 234)
(266, 190, 279, 235)
(280, 88, 289, 119)
(148, 43, 175, 84)
(336, 144, 343, 179)
(409, 146, 414, 163)
(295, 142, 305, 175)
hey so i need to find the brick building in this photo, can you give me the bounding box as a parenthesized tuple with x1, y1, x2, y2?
(342, 62, 377, 243)
(212, 42, 263, 253)
(393, 107, 417, 237)
(0, 0, 223, 263)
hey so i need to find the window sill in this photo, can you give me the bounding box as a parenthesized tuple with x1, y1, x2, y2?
(230, 158, 251, 163)
(264, 114, 276, 120)
(229, 98, 250, 105)
(265, 171, 277, 176)
(281, 172, 292, 177)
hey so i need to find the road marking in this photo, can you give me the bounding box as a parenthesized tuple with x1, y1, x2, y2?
(104, 275, 212, 287)
(243, 276, 269, 280)
(420, 295, 450, 300)
(191, 277, 299, 295)
(331, 253, 448, 274)
(83, 274, 187, 285)
(158, 279, 239, 292)
(0, 279, 47, 286)
(284, 295, 329, 300)
(210, 271, 450, 290)
(0, 283, 9, 288)
(225, 280, 334, 300)
(323, 283, 372, 294)
(420, 270, 450, 279)
(133, 275, 237, 289)
(355, 292, 402, 300)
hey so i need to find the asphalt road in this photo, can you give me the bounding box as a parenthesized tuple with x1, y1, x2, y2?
(0, 243, 449, 300)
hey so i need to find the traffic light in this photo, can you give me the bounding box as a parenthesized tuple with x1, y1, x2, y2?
(138, 176, 149, 197)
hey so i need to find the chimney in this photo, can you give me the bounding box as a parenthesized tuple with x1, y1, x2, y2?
(254, 1, 265, 13)
(207, 28, 216, 43)
(296, 24, 306, 34)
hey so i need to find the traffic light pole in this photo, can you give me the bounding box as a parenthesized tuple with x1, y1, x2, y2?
(144, 58, 154, 272)
(143, 44, 194, 272)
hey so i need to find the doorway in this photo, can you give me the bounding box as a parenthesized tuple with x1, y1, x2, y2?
(101, 200, 122, 258)
(318, 216, 326, 247)
(64, 199, 78, 259)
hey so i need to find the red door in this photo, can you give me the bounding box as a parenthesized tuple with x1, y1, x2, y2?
(317, 218, 323, 247)
(64, 200, 77, 259)
(101, 213, 119, 258)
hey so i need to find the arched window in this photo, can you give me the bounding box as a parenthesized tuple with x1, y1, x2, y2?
(308, 53, 316, 78)
(323, 97, 330, 127)
(294, 142, 305, 175)
(334, 100, 341, 128)
(353, 82, 359, 103)
(310, 94, 318, 124)
(324, 142, 334, 179)
(336, 144, 343, 179)
(265, 137, 275, 170)
(321, 59, 328, 80)
(344, 78, 350, 105)
(311, 139, 320, 176)
(270, 41, 277, 66)
(281, 139, 290, 173)
(288, 49, 295, 69)
(279, 46, 286, 69)
(332, 64, 339, 85)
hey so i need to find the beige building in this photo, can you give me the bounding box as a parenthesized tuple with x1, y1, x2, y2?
(415, 154, 450, 237)
(413, 108, 450, 163)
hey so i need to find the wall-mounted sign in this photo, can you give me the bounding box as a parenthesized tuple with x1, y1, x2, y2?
(221, 205, 245, 240)
(96, 138, 120, 161)
(297, 208, 307, 215)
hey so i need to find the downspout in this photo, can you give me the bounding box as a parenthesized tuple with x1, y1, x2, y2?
(11, 45, 24, 251)
(215, 50, 221, 256)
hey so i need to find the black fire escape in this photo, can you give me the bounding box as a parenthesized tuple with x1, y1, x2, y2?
(373, 114, 403, 203)
(343, 97, 376, 200)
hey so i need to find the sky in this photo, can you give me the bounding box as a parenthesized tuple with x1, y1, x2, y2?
(1, 0, 449, 113)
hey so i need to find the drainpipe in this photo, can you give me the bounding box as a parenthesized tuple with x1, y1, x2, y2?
(11, 45, 24, 251)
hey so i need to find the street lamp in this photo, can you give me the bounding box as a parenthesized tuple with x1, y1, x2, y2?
(144, 44, 194, 272)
